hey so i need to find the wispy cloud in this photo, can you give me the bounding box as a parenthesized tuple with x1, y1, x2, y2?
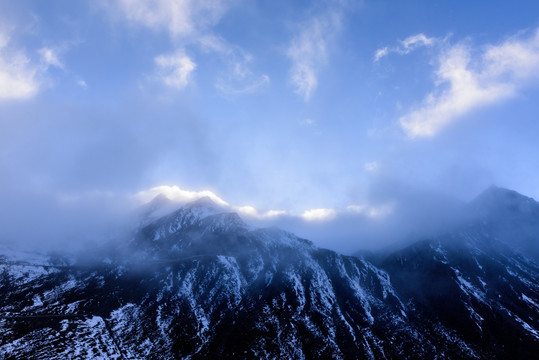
(0, 31, 40, 100)
(214, 50, 270, 95)
(400, 28, 539, 138)
(112, 0, 267, 95)
(114, 0, 229, 39)
(287, 7, 344, 101)
(374, 33, 435, 62)
(199, 35, 270, 95)
(346, 203, 394, 219)
(154, 50, 196, 89)
(38, 47, 63, 69)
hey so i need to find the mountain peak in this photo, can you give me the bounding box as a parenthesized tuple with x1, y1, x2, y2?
(183, 196, 226, 217)
(186, 195, 220, 207)
(481, 184, 521, 197)
(146, 193, 174, 209)
(471, 185, 536, 211)
(137, 194, 179, 225)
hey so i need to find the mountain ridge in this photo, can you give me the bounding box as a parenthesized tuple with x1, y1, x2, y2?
(0, 186, 537, 359)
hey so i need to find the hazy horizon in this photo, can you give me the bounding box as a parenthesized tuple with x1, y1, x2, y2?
(1, 0, 539, 253)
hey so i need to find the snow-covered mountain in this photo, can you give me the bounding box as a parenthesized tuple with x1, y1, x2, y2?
(0, 188, 537, 359)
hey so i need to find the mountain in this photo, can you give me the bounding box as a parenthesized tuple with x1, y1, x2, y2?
(468, 185, 539, 260)
(0, 189, 538, 359)
(377, 229, 538, 359)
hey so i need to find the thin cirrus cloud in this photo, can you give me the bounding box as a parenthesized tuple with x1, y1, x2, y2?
(203, 37, 270, 95)
(0, 31, 40, 100)
(287, 8, 343, 101)
(215, 63, 270, 95)
(112, 0, 218, 90)
(400, 28, 539, 138)
(114, 0, 229, 39)
(38, 47, 64, 69)
(374, 33, 435, 62)
(154, 50, 196, 90)
(0, 30, 76, 101)
(112, 0, 267, 94)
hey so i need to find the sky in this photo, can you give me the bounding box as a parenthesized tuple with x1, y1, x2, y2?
(1, 0, 539, 252)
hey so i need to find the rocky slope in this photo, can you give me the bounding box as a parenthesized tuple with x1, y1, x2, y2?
(0, 191, 537, 359)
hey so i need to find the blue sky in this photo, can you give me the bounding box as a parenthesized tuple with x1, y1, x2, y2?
(1, 0, 539, 250)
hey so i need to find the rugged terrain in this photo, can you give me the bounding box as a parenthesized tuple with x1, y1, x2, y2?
(0, 188, 537, 359)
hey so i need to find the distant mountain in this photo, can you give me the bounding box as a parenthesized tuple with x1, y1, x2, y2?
(468, 185, 539, 260)
(136, 193, 181, 226)
(0, 188, 537, 359)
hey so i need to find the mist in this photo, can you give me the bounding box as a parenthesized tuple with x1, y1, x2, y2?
(1, 0, 538, 259)
(249, 180, 471, 255)
(0, 95, 217, 253)
(0, 153, 518, 258)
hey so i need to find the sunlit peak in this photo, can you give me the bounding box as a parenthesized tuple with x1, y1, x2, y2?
(134, 185, 229, 207)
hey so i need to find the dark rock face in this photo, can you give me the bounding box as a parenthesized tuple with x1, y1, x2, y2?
(1, 191, 538, 359)
(468, 185, 539, 261)
(378, 230, 539, 359)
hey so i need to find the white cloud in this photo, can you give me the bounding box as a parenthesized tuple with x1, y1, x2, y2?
(234, 205, 286, 219)
(400, 29, 539, 138)
(38, 47, 63, 69)
(401, 33, 435, 50)
(301, 208, 337, 221)
(134, 185, 229, 206)
(234, 205, 258, 217)
(215, 59, 270, 95)
(112, 2, 267, 95)
(154, 50, 196, 89)
(265, 209, 288, 217)
(374, 33, 435, 62)
(134, 185, 286, 219)
(134, 185, 395, 223)
(373, 47, 389, 62)
(115, 0, 229, 39)
(346, 203, 394, 219)
(287, 9, 343, 101)
(0, 32, 40, 100)
(197, 35, 270, 95)
(77, 79, 88, 88)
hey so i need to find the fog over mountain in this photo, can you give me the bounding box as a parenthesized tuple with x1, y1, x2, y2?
(1, 0, 539, 358)
(0, 186, 537, 359)
(0, 181, 535, 257)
